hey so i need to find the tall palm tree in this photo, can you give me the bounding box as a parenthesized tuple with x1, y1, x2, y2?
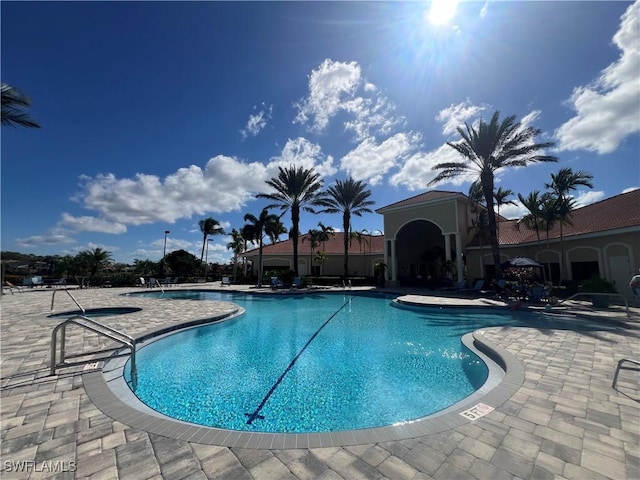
(545, 168, 594, 282)
(242, 208, 286, 287)
(321, 177, 374, 278)
(1, 83, 41, 128)
(429, 111, 557, 278)
(257, 165, 325, 276)
(226, 228, 245, 283)
(199, 217, 225, 271)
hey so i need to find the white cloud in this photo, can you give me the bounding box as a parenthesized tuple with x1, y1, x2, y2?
(436, 101, 487, 136)
(78, 155, 268, 226)
(555, 0, 640, 154)
(572, 190, 605, 208)
(72, 138, 335, 230)
(294, 58, 404, 141)
(294, 59, 362, 132)
(268, 137, 337, 178)
(389, 143, 474, 190)
(341, 132, 422, 186)
(622, 186, 639, 194)
(59, 212, 127, 234)
(16, 233, 75, 247)
(240, 103, 273, 139)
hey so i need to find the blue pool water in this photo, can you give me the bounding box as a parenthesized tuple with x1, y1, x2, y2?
(123, 291, 523, 433)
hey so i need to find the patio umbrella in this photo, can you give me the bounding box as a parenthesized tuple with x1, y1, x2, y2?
(501, 257, 542, 268)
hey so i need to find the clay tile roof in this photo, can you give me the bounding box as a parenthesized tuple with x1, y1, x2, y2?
(244, 232, 384, 256)
(376, 190, 462, 212)
(496, 189, 640, 246)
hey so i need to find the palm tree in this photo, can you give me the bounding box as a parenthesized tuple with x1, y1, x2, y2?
(494, 187, 516, 219)
(226, 229, 245, 283)
(321, 177, 374, 278)
(1, 83, 40, 129)
(545, 168, 594, 282)
(350, 230, 370, 276)
(199, 217, 225, 273)
(258, 166, 325, 276)
(242, 208, 286, 287)
(429, 111, 557, 278)
(317, 222, 336, 253)
(80, 247, 113, 286)
(517, 190, 548, 280)
(302, 229, 321, 276)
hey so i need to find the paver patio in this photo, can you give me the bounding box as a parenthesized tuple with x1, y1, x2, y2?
(1, 285, 638, 479)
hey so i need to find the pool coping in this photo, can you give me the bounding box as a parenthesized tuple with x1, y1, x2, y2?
(83, 302, 526, 449)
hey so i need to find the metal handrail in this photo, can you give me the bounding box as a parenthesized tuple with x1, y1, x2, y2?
(51, 288, 85, 314)
(50, 315, 137, 387)
(556, 292, 631, 320)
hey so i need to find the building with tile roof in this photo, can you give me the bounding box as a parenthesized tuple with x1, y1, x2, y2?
(244, 189, 639, 298)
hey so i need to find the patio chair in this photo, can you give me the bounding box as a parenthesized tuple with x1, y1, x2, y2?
(528, 285, 544, 302)
(271, 277, 284, 290)
(612, 358, 640, 389)
(3, 281, 24, 294)
(292, 277, 303, 289)
(221, 276, 231, 287)
(460, 280, 485, 295)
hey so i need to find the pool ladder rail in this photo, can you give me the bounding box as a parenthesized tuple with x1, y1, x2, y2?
(50, 289, 137, 386)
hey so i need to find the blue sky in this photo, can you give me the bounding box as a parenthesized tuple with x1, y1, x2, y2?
(2, 1, 639, 264)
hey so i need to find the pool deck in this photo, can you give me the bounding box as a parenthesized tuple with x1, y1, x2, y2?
(1, 284, 639, 479)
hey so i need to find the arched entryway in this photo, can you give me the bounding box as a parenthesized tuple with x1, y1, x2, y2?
(395, 220, 448, 286)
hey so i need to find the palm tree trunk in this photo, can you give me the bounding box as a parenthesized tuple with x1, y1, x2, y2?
(481, 173, 501, 279)
(343, 212, 350, 278)
(292, 206, 300, 276)
(258, 239, 264, 288)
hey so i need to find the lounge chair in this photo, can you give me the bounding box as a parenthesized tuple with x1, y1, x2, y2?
(528, 285, 544, 302)
(3, 281, 24, 294)
(443, 279, 466, 292)
(271, 277, 284, 289)
(221, 277, 231, 287)
(460, 280, 485, 295)
(292, 277, 303, 289)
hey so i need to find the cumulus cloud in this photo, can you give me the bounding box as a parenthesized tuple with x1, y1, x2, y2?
(77, 155, 268, 226)
(294, 59, 404, 141)
(59, 212, 127, 234)
(389, 143, 473, 190)
(70, 137, 334, 231)
(268, 137, 337, 178)
(340, 132, 422, 186)
(436, 101, 487, 136)
(555, 0, 640, 154)
(240, 103, 273, 139)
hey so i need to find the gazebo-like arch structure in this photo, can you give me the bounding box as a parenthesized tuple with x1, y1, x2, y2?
(376, 191, 472, 287)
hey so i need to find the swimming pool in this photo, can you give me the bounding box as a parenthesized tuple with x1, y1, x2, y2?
(120, 291, 525, 433)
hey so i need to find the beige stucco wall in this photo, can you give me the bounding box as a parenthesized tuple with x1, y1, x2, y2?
(383, 199, 469, 239)
(465, 229, 640, 299)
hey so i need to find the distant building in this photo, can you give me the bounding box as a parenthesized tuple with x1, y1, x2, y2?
(243, 233, 384, 277)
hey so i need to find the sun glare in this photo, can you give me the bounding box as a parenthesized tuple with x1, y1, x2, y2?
(428, 0, 458, 26)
